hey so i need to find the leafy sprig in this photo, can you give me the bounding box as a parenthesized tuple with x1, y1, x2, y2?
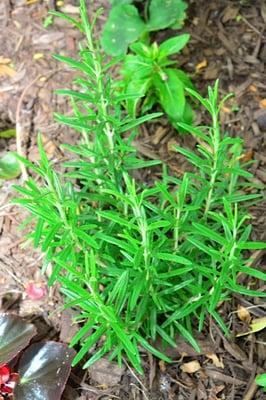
(13, 0, 266, 374)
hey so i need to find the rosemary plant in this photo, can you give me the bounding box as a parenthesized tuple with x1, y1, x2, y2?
(13, 0, 266, 374)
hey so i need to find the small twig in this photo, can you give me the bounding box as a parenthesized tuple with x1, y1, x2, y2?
(241, 16, 264, 36)
(243, 380, 258, 400)
(123, 358, 149, 397)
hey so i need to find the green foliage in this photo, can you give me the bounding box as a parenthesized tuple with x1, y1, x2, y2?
(13, 0, 266, 374)
(119, 35, 193, 125)
(256, 373, 266, 392)
(0, 128, 16, 138)
(0, 152, 21, 179)
(102, 0, 188, 56)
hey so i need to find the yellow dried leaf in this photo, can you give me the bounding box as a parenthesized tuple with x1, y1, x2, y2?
(206, 353, 224, 369)
(33, 53, 44, 60)
(26, 0, 39, 4)
(237, 305, 251, 322)
(250, 317, 266, 333)
(0, 57, 12, 65)
(259, 99, 266, 109)
(196, 59, 207, 72)
(0, 64, 16, 77)
(236, 316, 266, 337)
(180, 360, 201, 374)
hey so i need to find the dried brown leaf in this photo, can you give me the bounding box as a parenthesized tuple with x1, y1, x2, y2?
(206, 353, 224, 369)
(0, 64, 16, 78)
(180, 360, 201, 374)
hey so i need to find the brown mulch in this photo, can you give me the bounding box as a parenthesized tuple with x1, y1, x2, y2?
(0, 0, 265, 399)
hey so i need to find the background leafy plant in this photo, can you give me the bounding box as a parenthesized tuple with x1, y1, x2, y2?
(0, 313, 75, 400)
(119, 34, 194, 125)
(102, 0, 188, 56)
(13, 0, 266, 375)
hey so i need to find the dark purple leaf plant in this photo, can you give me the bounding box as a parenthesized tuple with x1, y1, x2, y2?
(0, 313, 75, 400)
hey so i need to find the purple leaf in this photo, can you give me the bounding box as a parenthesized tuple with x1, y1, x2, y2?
(14, 341, 76, 400)
(0, 313, 36, 365)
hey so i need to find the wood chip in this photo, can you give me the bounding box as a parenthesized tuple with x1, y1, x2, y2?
(89, 357, 125, 386)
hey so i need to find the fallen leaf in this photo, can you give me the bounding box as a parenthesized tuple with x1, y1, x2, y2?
(196, 59, 207, 72)
(180, 360, 201, 374)
(237, 305, 251, 322)
(236, 316, 266, 337)
(0, 65, 16, 78)
(206, 353, 224, 369)
(0, 57, 12, 65)
(33, 53, 44, 60)
(259, 99, 266, 109)
(250, 317, 266, 333)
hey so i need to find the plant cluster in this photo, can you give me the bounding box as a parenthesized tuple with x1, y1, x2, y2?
(14, 0, 266, 374)
(102, 0, 188, 56)
(0, 313, 75, 399)
(119, 34, 193, 125)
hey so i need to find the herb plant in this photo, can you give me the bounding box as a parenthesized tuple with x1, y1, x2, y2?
(119, 34, 194, 125)
(0, 313, 75, 399)
(14, 0, 266, 374)
(102, 0, 188, 56)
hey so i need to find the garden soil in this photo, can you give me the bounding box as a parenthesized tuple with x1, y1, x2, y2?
(0, 0, 265, 399)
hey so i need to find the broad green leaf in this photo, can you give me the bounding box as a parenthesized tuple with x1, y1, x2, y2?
(158, 34, 190, 58)
(153, 69, 185, 122)
(0, 152, 21, 179)
(148, 0, 187, 31)
(124, 77, 152, 116)
(101, 5, 146, 56)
